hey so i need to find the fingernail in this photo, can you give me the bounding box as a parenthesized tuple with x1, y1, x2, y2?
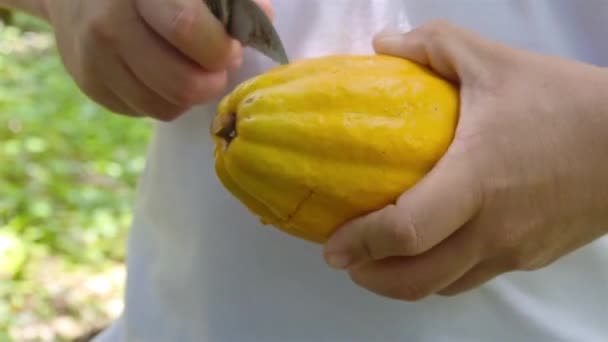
(325, 253, 351, 270)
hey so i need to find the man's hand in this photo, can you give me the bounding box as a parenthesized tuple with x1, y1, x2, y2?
(323, 20, 608, 301)
(44, 0, 272, 121)
(0, 0, 48, 19)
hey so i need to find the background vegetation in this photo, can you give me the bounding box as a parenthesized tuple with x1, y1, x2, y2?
(1, 12, 152, 341)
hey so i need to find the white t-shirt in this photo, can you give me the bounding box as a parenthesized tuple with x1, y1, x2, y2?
(96, 1, 608, 341)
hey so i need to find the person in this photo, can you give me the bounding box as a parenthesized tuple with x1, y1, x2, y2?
(3, 0, 608, 340)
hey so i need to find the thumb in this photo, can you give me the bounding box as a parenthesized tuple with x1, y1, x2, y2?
(323, 146, 482, 270)
(136, 0, 274, 71)
(137, 0, 237, 70)
(372, 20, 501, 84)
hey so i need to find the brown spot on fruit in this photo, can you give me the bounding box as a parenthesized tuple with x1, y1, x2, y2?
(244, 95, 257, 105)
(214, 112, 238, 147)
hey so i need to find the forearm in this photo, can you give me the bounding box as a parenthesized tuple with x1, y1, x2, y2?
(0, 0, 48, 21)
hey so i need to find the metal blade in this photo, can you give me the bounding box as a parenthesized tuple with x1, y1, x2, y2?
(205, 0, 289, 65)
(205, 0, 230, 26)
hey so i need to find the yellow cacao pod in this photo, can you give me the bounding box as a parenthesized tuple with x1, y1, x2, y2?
(211, 55, 459, 243)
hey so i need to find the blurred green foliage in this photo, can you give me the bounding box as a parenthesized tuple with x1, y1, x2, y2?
(1, 13, 152, 334)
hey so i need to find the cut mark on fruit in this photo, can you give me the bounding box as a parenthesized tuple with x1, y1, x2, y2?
(286, 188, 315, 223)
(244, 95, 258, 105)
(215, 112, 237, 147)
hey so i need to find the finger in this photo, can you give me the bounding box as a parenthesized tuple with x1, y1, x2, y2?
(347, 227, 481, 301)
(324, 147, 481, 269)
(76, 51, 147, 118)
(372, 20, 503, 83)
(436, 260, 505, 296)
(78, 78, 141, 117)
(90, 83, 140, 117)
(120, 15, 228, 107)
(136, 0, 238, 71)
(88, 47, 188, 120)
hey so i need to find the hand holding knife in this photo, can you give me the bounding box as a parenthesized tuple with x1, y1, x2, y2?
(204, 0, 289, 65)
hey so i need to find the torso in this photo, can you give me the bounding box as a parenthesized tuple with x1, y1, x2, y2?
(96, 1, 608, 341)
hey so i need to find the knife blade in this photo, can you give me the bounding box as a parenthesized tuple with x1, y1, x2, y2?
(205, 0, 289, 65)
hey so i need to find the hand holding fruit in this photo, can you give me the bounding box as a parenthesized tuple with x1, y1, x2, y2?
(211, 54, 459, 243)
(322, 20, 608, 300)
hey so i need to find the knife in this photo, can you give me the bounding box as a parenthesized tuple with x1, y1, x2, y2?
(205, 0, 290, 65)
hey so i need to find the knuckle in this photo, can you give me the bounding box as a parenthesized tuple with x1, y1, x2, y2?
(383, 209, 423, 256)
(516, 249, 552, 271)
(419, 19, 452, 40)
(498, 231, 523, 253)
(174, 76, 205, 106)
(493, 221, 544, 270)
(359, 236, 377, 261)
(393, 227, 420, 256)
(504, 249, 533, 271)
(171, 71, 227, 107)
(493, 223, 526, 253)
(88, 15, 118, 45)
(170, 4, 233, 69)
(522, 256, 551, 271)
(169, 4, 199, 48)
